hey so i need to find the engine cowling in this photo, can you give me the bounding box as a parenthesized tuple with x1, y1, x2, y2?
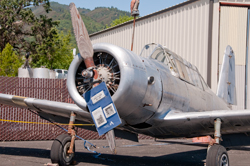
(67, 43, 162, 125)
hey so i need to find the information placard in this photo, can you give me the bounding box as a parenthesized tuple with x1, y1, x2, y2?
(83, 82, 122, 136)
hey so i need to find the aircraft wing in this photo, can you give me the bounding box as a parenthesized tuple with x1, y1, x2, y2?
(0, 93, 139, 142)
(3, 92, 250, 139)
(153, 109, 250, 138)
(0, 93, 92, 123)
(164, 109, 250, 121)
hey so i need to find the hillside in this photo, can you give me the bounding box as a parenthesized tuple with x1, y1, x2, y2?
(86, 7, 131, 26)
(31, 2, 131, 35)
(30, 2, 130, 51)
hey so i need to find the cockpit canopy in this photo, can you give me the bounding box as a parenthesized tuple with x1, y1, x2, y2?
(140, 43, 208, 90)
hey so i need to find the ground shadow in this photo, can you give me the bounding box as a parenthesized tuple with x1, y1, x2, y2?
(74, 149, 207, 166)
(0, 146, 50, 158)
(0, 146, 206, 166)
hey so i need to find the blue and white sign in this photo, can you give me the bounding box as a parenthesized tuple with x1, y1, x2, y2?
(83, 82, 122, 136)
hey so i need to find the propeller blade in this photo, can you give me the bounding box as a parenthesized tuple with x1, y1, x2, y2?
(69, 4, 117, 151)
(69, 3, 94, 68)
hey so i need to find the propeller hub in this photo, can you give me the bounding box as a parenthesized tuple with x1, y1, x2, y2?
(97, 65, 112, 83)
(82, 69, 93, 78)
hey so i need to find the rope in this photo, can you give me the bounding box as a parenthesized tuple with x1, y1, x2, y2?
(2, 110, 114, 161)
(25, 109, 105, 160)
(0, 119, 94, 126)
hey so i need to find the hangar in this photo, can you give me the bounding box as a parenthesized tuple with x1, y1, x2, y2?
(90, 0, 250, 110)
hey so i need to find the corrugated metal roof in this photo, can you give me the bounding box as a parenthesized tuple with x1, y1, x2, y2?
(89, 0, 198, 37)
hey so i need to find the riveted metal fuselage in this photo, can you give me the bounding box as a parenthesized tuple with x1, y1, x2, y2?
(67, 43, 235, 138)
(82, 43, 229, 138)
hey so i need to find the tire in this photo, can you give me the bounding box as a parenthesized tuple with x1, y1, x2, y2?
(206, 144, 229, 166)
(50, 134, 75, 166)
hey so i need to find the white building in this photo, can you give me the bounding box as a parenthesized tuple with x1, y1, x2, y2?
(90, 0, 250, 110)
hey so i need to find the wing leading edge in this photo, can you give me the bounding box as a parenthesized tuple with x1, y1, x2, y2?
(0, 93, 92, 123)
(156, 109, 250, 138)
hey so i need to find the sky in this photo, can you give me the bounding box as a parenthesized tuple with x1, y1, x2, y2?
(51, 0, 187, 17)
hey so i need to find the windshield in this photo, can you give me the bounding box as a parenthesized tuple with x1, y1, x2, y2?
(139, 43, 158, 58)
(150, 47, 166, 62)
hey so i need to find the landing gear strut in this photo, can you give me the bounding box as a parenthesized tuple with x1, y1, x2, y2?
(206, 118, 229, 166)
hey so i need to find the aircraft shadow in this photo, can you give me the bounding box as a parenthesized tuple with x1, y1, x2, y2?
(0, 146, 207, 166)
(74, 150, 206, 166)
(0, 146, 50, 158)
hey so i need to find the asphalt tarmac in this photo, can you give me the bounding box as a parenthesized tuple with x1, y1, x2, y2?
(0, 138, 250, 166)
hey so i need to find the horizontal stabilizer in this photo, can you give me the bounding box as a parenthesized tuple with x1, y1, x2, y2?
(216, 45, 237, 105)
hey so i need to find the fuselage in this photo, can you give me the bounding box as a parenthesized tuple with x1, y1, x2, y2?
(68, 43, 232, 138)
(125, 55, 230, 138)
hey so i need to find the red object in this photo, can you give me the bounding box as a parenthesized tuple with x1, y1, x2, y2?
(130, 0, 136, 14)
(192, 136, 212, 144)
(220, 2, 250, 7)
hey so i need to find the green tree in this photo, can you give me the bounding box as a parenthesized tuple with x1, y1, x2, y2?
(0, 0, 58, 55)
(32, 29, 73, 69)
(106, 15, 134, 28)
(0, 43, 22, 77)
(0, 0, 74, 70)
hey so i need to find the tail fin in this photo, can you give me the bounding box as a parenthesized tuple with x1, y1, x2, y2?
(216, 45, 237, 105)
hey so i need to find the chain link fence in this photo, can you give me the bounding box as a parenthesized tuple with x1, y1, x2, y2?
(0, 77, 152, 141)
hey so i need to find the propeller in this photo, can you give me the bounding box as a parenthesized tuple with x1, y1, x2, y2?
(69, 3, 95, 68)
(70, 3, 100, 87)
(69, 3, 117, 154)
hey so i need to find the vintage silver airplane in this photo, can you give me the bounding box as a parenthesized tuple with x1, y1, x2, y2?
(0, 3, 248, 166)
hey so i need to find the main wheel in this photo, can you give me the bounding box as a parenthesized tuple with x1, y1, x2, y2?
(50, 134, 75, 166)
(206, 144, 229, 166)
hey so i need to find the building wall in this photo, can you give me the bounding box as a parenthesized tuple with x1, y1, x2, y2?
(90, 0, 250, 110)
(211, 0, 250, 94)
(247, 19, 250, 109)
(211, 0, 220, 93)
(234, 65, 246, 110)
(218, 6, 249, 109)
(90, 0, 211, 82)
(219, 6, 248, 66)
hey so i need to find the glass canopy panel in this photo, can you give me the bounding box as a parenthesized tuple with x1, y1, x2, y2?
(139, 43, 158, 58)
